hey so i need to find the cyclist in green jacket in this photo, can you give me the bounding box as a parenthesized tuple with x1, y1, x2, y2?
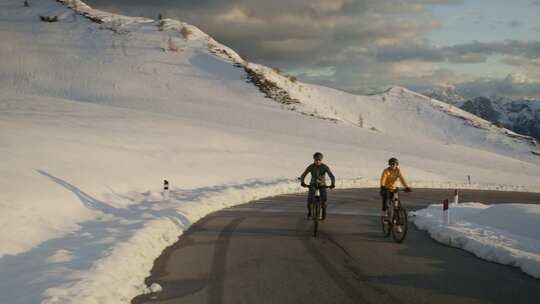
(300, 152, 335, 220)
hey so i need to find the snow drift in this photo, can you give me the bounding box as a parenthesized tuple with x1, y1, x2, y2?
(413, 203, 540, 278)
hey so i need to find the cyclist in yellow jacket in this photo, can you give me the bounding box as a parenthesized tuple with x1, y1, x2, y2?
(380, 157, 411, 215)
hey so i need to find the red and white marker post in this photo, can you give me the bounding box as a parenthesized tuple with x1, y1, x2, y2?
(443, 199, 449, 225)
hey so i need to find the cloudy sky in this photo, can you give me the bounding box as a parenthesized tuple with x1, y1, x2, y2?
(84, 0, 540, 99)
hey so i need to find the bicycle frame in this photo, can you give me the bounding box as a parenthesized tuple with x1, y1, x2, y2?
(387, 191, 400, 218)
(308, 184, 326, 237)
(382, 188, 408, 243)
(310, 185, 324, 219)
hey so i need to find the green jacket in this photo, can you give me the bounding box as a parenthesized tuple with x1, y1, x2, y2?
(300, 163, 335, 186)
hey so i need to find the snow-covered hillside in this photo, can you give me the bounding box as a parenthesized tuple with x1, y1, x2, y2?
(1, 0, 540, 303)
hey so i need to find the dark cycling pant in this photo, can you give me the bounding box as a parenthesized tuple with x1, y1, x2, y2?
(307, 187, 327, 209)
(381, 189, 397, 211)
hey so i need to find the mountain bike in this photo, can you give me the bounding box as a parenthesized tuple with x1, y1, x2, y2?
(303, 184, 327, 237)
(381, 189, 408, 243)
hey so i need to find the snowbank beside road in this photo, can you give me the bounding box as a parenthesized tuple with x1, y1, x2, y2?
(413, 203, 540, 278)
(37, 181, 540, 304)
(40, 179, 303, 304)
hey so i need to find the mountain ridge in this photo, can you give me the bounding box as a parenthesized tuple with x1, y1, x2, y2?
(55, 0, 540, 153)
(424, 85, 540, 140)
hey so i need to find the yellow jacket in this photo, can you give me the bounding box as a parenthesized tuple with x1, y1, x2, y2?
(380, 167, 409, 190)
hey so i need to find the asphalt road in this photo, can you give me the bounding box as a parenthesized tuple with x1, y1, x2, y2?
(132, 189, 540, 304)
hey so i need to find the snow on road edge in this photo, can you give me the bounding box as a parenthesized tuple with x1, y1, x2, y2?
(41, 178, 371, 303)
(40, 178, 538, 304)
(413, 203, 540, 279)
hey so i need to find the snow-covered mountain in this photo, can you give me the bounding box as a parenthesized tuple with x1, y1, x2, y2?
(424, 86, 540, 140)
(1, 1, 540, 303)
(460, 96, 540, 140)
(422, 85, 465, 105)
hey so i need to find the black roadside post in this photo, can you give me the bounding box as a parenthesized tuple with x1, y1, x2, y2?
(443, 199, 449, 225)
(163, 180, 169, 201)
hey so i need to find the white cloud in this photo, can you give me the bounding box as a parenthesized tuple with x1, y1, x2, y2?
(215, 8, 264, 24)
(389, 61, 440, 78)
(82, 0, 539, 98)
(261, 39, 324, 54)
(456, 73, 540, 99)
(308, 0, 350, 14)
(501, 56, 540, 67)
(504, 73, 540, 85)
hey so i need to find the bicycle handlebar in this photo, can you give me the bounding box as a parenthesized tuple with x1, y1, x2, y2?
(301, 184, 332, 189)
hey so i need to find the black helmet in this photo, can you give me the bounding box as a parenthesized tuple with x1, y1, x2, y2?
(388, 157, 399, 166)
(313, 152, 323, 160)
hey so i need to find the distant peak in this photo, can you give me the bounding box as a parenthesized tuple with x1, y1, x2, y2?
(384, 86, 406, 94)
(423, 85, 465, 104)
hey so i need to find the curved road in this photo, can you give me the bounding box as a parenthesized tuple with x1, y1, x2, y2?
(133, 189, 540, 304)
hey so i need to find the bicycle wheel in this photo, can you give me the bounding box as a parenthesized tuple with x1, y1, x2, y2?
(313, 198, 320, 237)
(381, 208, 391, 237)
(391, 207, 408, 243)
